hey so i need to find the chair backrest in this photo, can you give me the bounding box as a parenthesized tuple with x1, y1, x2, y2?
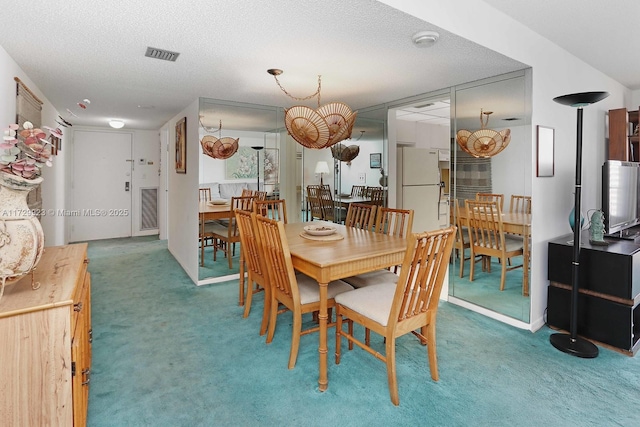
(318, 185, 337, 221)
(509, 195, 531, 214)
(475, 192, 504, 210)
(199, 188, 211, 201)
(351, 185, 366, 197)
(388, 226, 456, 327)
(306, 185, 324, 220)
(253, 213, 300, 305)
(225, 196, 257, 238)
(452, 200, 468, 247)
(235, 208, 267, 283)
(465, 200, 506, 252)
(345, 203, 376, 230)
(369, 187, 385, 206)
(254, 199, 288, 223)
(241, 188, 253, 197)
(374, 207, 414, 237)
(253, 190, 267, 201)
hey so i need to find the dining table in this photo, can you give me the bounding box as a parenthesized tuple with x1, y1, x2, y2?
(283, 220, 408, 392)
(457, 206, 531, 296)
(199, 200, 233, 267)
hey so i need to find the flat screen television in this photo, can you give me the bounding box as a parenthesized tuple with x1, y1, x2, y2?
(602, 160, 640, 238)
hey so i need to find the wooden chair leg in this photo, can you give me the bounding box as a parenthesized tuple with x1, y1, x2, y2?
(288, 312, 303, 369)
(335, 311, 343, 365)
(385, 335, 399, 406)
(426, 323, 439, 381)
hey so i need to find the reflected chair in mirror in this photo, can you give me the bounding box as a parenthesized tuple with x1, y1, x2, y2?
(335, 226, 456, 406)
(350, 185, 366, 197)
(253, 190, 267, 201)
(319, 185, 347, 223)
(475, 192, 504, 211)
(253, 213, 354, 369)
(199, 187, 212, 202)
(241, 188, 253, 197)
(451, 201, 474, 278)
(465, 200, 524, 291)
(235, 209, 270, 336)
(342, 207, 414, 289)
(210, 196, 256, 269)
(306, 185, 324, 221)
(254, 199, 288, 223)
(369, 187, 385, 206)
(344, 203, 376, 231)
(509, 195, 531, 214)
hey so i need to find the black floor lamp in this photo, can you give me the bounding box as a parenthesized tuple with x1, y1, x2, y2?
(550, 91, 609, 358)
(251, 146, 264, 191)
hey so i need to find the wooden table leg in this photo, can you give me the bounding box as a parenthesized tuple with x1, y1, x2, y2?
(317, 281, 328, 392)
(200, 212, 205, 267)
(523, 226, 530, 296)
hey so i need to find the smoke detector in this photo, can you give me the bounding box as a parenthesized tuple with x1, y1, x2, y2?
(412, 31, 439, 47)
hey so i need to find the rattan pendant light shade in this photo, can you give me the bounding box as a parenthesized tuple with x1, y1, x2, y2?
(200, 135, 239, 160)
(270, 69, 357, 149)
(331, 143, 360, 162)
(456, 109, 511, 158)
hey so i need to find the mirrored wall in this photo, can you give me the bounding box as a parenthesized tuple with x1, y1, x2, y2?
(449, 70, 532, 322)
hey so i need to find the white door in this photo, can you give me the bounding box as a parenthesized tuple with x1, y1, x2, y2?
(402, 185, 441, 233)
(71, 131, 132, 241)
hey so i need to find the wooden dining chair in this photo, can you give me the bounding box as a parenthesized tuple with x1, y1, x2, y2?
(306, 185, 324, 221)
(199, 187, 212, 201)
(475, 192, 504, 210)
(369, 187, 385, 206)
(451, 200, 474, 278)
(253, 190, 267, 201)
(342, 207, 414, 289)
(319, 185, 346, 223)
(350, 185, 366, 197)
(344, 203, 376, 231)
(335, 226, 456, 406)
(253, 213, 353, 369)
(465, 200, 524, 291)
(210, 196, 255, 269)
(241, 188, 253, 197)
(254, 199, 288, 223)
(235, 209, 270, 335)
(509, 195, 531, 214)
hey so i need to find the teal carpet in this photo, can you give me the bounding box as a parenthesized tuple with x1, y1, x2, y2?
(87, 237, 640, 426)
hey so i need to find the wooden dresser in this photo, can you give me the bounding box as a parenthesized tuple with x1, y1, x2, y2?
(0, 243, 91, 426)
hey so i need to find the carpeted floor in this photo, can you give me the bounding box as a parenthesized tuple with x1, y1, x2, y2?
(86, 236, 640, 426)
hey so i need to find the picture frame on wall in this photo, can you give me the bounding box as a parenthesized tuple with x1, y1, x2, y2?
(175, 117, 187, 174)
(370, 152, 382, 168)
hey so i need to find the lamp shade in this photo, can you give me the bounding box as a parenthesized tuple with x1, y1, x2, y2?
(315, 161, 330, 174)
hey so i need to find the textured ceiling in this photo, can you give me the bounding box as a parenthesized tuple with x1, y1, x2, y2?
(0, 1, 635, 130)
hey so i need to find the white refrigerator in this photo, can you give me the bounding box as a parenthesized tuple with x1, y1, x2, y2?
(397, 147, 442, 233)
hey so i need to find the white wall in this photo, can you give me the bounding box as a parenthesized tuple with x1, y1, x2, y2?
(382, 0, 631, 330)
(0, 45, 66, 246)
(166, 100, 200, 283)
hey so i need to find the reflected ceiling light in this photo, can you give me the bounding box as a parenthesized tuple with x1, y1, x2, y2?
(267, 68, 357, 149)
(199, 118, 239, 160)
(456, 109, 511, 158)
(108, 120, 125, 129)
(412, 31, 439, 47)
(331, 143, 360, 165)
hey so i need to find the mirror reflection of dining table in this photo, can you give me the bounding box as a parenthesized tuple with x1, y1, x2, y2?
(283, 221, 408, 393)
(199, 201, 233, 267)
(456, 206, 531, 296)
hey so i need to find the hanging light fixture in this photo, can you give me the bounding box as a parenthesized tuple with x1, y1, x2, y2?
(456, 109, 511, 158)
(199, 118, 239, 160)
(267, 68, 357, 149)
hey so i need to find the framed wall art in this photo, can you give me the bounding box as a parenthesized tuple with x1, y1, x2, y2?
(370, 152, 382, 168)
(175, 117, 187, 173)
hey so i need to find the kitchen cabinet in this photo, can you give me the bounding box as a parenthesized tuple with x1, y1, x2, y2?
(608, 107, 639, 161)
(0, 244, 91, 426)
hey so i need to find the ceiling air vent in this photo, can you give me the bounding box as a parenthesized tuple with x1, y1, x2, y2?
(145, 47, 180, 62)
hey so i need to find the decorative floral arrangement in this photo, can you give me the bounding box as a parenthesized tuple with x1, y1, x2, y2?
(1, 121, 60, 179)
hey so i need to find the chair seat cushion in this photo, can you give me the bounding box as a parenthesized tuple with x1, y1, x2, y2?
(296, 275, 354, 305)
(342, 269, 398, 288)
(504, 235, 524, 252)
(335, 284, 396, 326)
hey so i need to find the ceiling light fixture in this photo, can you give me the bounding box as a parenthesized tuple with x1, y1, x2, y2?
(109, 120, 125, 129)
(199, 118, 239, 160)
(267, 68, 357, 149)
(412, 31, 440, 47)
(456, 109, 511, 158)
